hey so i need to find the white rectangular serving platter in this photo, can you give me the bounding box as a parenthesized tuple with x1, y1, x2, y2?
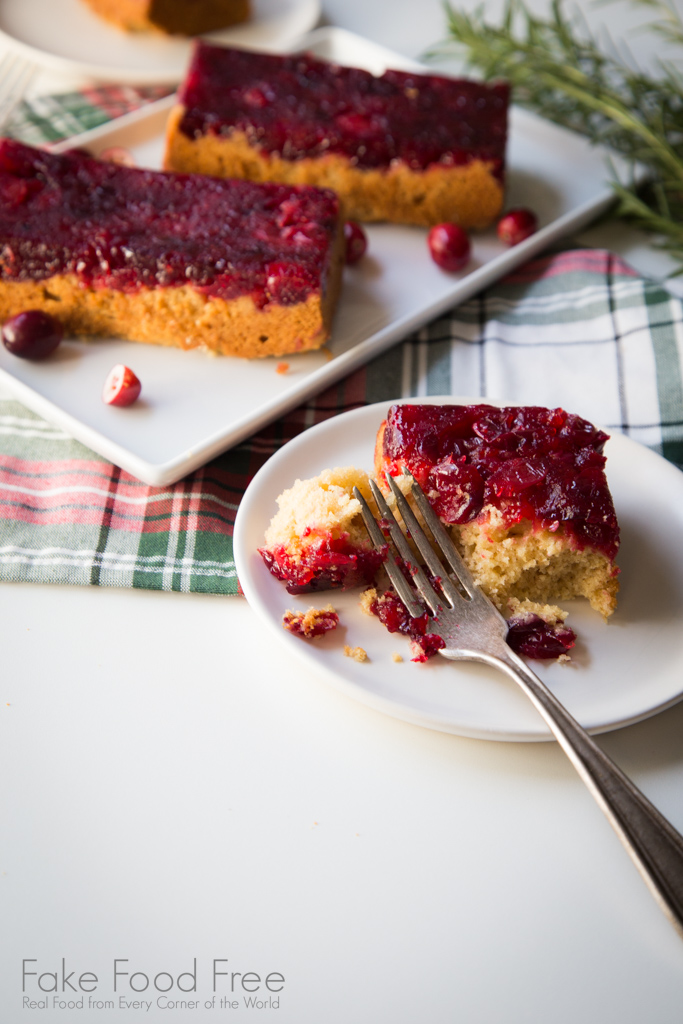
(0, 26, 620, 485)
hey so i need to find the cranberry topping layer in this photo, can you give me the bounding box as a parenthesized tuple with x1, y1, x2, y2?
(379, 404, 619, 560)
(179, 43, 509, 174)
(259, 537, 386, 595)
(0, 138, 339, 304)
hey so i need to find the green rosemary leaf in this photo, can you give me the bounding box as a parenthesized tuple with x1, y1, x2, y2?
(430, 0, 683, 272)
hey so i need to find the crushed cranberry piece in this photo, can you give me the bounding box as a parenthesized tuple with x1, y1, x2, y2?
(371, 589, 445, 663)
(0, 138, 340, 306)
(380, 404, 619, 560)
(506, 614, 576, 659)
(259, 539, 386, 594)
(426, 459, 484, 524)
(179, 44, 509, 174)
(283, 608, 339, 638)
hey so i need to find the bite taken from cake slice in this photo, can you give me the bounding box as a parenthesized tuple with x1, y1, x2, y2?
(258, 467, 387, 594)
(165, 43, 509, 228)
(0, 139, 344, 359)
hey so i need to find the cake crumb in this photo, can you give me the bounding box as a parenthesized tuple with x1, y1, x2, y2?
(283, 605, 338, 638)
(276, 361, 290, 374)
(392, 652, 404, 663)
(344, 644, 368, 663)
(359, 587, 377, 615)
(319, 345, 334, 361)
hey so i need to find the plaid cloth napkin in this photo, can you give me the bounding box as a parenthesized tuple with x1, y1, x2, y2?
(1, 93, 682, 594)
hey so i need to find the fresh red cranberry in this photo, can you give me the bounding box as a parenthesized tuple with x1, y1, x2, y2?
(344, 221, 367, 264)
(427, 223, 471, 272)
(102, 364, 141, 407)
(2, 310, 63, 359)
(497, 208, 538, 246)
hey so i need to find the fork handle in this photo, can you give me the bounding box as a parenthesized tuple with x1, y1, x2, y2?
(495, 649, 683, 936)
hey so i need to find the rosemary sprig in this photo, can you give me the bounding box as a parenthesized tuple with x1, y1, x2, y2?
(430, 0, 683, 271)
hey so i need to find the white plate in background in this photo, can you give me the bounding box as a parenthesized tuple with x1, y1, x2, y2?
(0, 27, 622, 484)
(234, 398, 683, 741)
(0, 0, 321, 82)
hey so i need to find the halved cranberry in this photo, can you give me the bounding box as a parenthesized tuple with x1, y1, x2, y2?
(427, 223, 471, 272)
(102, 364, 141, 407)
(2, 310, 63, 359)
(344, 221, 367, 264)
(497, 208, 538, 246)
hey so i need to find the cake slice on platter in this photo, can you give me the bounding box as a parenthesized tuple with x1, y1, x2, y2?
(259, 404, 620, 660)
(165, 43, 509, 228)
(0, 139, 344, 359)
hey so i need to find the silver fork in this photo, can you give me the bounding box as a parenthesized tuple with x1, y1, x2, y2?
(0, 51, 37, 133)
(354, 473, 683, 937)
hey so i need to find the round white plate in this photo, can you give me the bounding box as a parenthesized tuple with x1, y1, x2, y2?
(234, 398, 683, 742)
(0, 0, 320, 83)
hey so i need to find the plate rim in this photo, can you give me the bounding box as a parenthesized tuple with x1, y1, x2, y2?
(233, 396, 683, 742)
(0, 0, 322, 83)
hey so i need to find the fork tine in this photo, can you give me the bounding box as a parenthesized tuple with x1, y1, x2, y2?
(384, 474, 465, 608)
(353, 486, 425, 617)
(406, 475, 484, 601)
(366, 478, 447, 616)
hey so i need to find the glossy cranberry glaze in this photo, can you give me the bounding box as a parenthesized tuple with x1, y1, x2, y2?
(179, 44, 509, 174)
(0, 139, 339, 304)
(379, 404, 619, 559)
(259, 538, 386, 595)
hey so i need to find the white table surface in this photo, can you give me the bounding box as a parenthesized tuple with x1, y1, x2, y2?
(3, 3, 683, 1022)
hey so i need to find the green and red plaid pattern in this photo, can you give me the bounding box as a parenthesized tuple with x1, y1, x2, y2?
(1, 92, 682, 594)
